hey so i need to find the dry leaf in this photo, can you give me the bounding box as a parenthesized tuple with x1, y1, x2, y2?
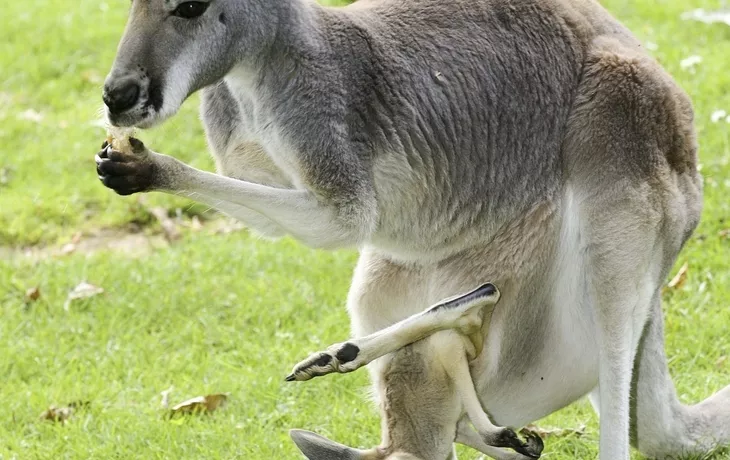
(64, 282, 104, 310)
(717, 356, 727, 368)
(39, 401, 89, 424)
(523, 423, 586, 440)
(25, 287, 41, 302)
(106, 125, 136, 153)
(667, 263, 689, 290)
(719, 229, 730, 239)
(169, 393, 229, 417)
(39, 406, 73, 423)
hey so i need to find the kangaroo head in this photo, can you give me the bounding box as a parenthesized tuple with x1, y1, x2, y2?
(103, 0, 281, 128)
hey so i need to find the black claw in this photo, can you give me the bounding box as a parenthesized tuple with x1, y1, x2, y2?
(97, 147, 109, 160)
(285, 374, 296, 382)
(491, 429, 542, 459)
(514, 446, 541, 459)
(101, 140, 109, 149)
(512, 436, 542, 459)
(520, 429, 545, 457)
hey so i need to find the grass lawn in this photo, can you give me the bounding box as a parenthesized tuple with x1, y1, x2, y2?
(1, 0, 729, 459)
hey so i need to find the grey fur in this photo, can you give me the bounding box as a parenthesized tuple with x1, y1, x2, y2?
(96, 0, 728, 459)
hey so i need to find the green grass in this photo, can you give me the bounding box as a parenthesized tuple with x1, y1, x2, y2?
(1, 0, 729, 458)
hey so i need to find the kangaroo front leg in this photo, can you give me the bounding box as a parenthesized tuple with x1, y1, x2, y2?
(95, 139, 376, 249)
(199, 200, 286, 238)
(95, 141, 286, 238)
(286, 283, 500, 382)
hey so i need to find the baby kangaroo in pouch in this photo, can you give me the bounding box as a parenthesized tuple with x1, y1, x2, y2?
(288, 283, 545, 460)
(97, 0, 730, 458)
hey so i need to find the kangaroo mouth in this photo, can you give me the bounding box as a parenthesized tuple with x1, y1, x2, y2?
(104, 75, 168, 129)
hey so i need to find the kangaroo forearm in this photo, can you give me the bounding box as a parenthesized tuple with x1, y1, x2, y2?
(152, 152, 375, 249)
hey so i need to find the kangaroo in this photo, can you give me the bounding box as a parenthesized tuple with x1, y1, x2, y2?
(95, 0, 730, 459)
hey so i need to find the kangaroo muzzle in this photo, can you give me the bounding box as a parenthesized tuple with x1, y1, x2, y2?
(103, 75, 142, 115)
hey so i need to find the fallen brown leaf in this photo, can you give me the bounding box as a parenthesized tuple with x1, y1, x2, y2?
(667, 263, 689, 290)
(169, 394, 229, 417)
(719, 229, 730, 239)
(64, 282, 104, 311)
(39, 401, 90, 424)
(39, 406, 73, 423)
(523, 423, 586, 440)
(25, 287, 41, 303)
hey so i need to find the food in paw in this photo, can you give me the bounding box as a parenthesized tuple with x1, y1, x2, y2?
(106, 126, 136, 153)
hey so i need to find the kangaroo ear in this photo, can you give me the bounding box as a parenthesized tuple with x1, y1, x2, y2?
(290, 429, 372, 460)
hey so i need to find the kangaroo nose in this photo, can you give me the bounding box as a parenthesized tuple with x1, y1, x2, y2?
(103, 79, 140, 114)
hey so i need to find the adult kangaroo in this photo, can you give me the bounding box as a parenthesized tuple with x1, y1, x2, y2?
(95, 0, 730, 458)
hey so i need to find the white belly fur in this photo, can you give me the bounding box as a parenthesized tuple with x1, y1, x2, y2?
(474, 186, 600, 427)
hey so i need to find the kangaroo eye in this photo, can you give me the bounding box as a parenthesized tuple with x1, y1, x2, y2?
(173, 2, 209, 19)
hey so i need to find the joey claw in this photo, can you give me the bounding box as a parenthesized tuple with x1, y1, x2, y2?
(287, 352, 337, 382)
(519, 428, 545, 458)
(288, 343, 364, 382)
(490, 428, 543, 459)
